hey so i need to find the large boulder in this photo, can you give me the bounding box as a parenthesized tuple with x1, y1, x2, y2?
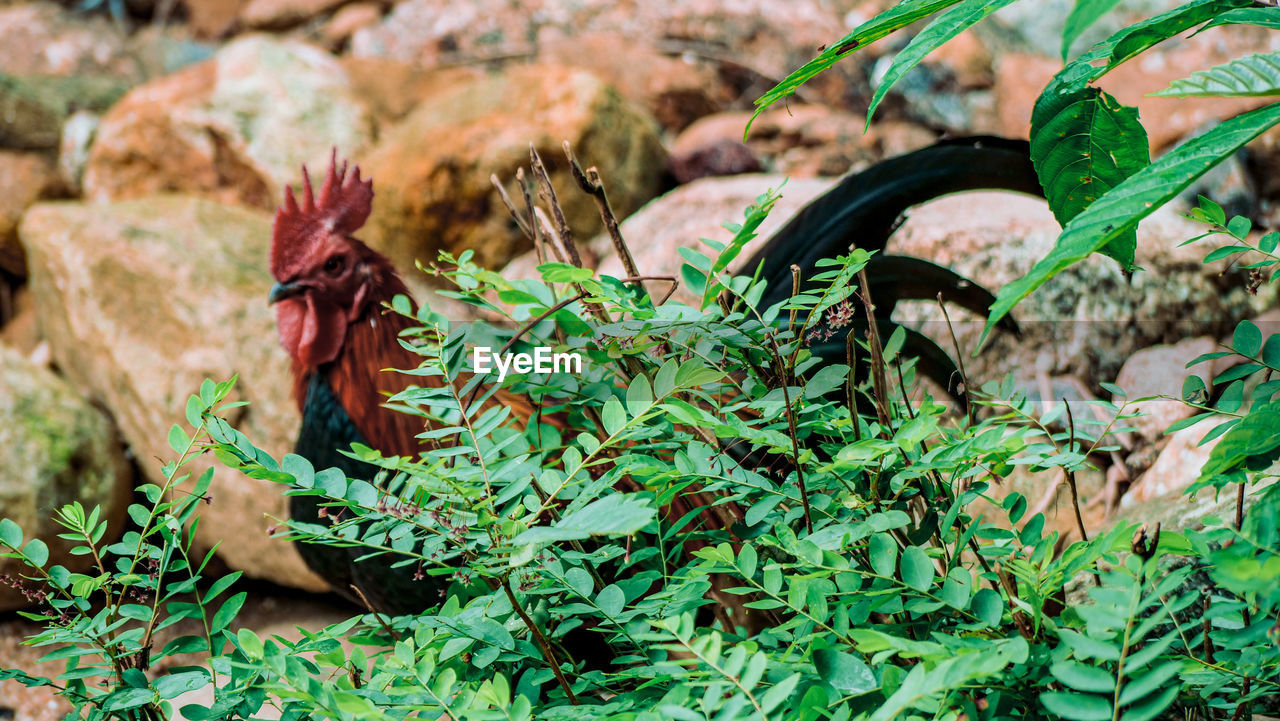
(0, 345, 131, 611)
(83, 35, 376, 212)
(887, 191, 1271, 389)
(19, 196, 325, 592)
(360, 64, 667, 273)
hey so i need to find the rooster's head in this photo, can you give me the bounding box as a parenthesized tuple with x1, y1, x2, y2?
(269, 150, 389, 369)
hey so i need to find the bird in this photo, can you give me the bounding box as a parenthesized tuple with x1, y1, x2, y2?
(266, 138, 1036, 617)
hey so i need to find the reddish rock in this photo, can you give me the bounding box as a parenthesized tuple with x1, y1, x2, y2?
(320, 1, 382, 47)
(673, 105, 884, 178)
(926, 29, 994, 90)
(338, 57, 481, 123)
(1112, 336, 1225, 441)
(541, 32, 723, 132)
(0, 151, 65, 277)
(0, 1, 130, 77)
(360, 64, 667, 273)
(240, 0, 348, 30)
(0, 286, 40, 356)
(183, 0, 251, 38)
(992, 52, 1059, 139)
(84, 36, 376, 212)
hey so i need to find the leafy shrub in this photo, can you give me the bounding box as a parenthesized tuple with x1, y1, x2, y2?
(4, 1, 1280, 719)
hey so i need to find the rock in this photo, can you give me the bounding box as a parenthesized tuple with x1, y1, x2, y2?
(240, 0, 348, 30)
(1112, 336, 1235, 442)
(19, 196, 326, 592)
(925, 29, 993, 90)
(1245, 124, 1280, 229)
(0, 151, 66, 276)
(0, 287, 40, 356)
(360, 64, 667, 273)
(57, 111, 100, 196)
(672, 106, 884, 178)
(502, 173, 836, 307)
(887, 192, 1271, 390)
(0, 73, 130, 150)
(338, 57, 481, 124)
(991, 52, 1059, 139)
(669, 140, 763, 184)
(0, 2, 130, 77)
(182, 0, 250, 38)
(353, 0, 840, 77)
(84, 35, 376, 212)
(320, 1, 381, 48)
(350, 0, 856, 116)
(0, 344, 131, 612)
(540, 31, 723, 133)
(1113, 419, 1236, 534)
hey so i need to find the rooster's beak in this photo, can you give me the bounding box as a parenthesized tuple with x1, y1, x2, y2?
(268, 281, 304, 305)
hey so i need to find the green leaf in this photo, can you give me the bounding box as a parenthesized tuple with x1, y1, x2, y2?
(970, 587, 1003, 626)
(984, 101, 1280, 342)
(153, 669, 211, 700)
(1030, 86, 1149, 266)
(1116, 661, 1181, 706)
(102, 688, 157, 712)
(511, 494, 656, 545)
(537, 263, 593, 284)
(1041, 691, 1113, 721)
(750, 0, 963, 130)
(0, 518, 22, 549)
(899, 546, 934, 591)
(601, 397, 627, 436)
(24, 539, 48, 568)
(1118, 684, 1179, 721)
(1198, 400, 1280, 482)
(1151, 52, 1280, 98)
(813, 649, 877, 693)
(1232, 319, 1263, 356)
(626, 374, 653, 418)
(866, 0, 1019, 127)
(1062, 0, 1126, 60)
(211, 592, 246, 633)
(596, 584, 625, 617)
(1202, 6, 1280, 32)
(869, 533, 898, 577)
(1050, 660, 1115, 692)
(939, 567, 972, 608)
(1181, 374, 1208, 404)
(168, 424, 190, 454)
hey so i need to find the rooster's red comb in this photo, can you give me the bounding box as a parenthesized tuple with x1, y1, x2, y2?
(270, 149, 374, 278)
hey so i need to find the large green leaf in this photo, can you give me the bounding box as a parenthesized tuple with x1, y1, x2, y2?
(1030, 86, 1150, 267)
(1198, 400, 1280, 482)
(1151, 52, 1280, 97)
(1041, 0, 1254, 101)
(510, 494, 657, 545)
(983, 101, 1280, 343)
(865, 0, 1020, 127)
(1201, 6, 1280, 31)
(749, 0, 962, 133)
(1061, 0, 1126, 60)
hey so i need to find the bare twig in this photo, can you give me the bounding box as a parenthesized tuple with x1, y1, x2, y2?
(936, 292, 971, 424)
(563, 141, 646, 296)
(502, 579, 579, 704)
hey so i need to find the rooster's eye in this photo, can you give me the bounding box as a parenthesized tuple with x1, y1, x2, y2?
(324, 256, 345, 276)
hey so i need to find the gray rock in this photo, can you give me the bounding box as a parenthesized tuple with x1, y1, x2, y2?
(0, 345, 131, 611)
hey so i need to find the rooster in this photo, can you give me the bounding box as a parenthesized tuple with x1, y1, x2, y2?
(267, 139, 1035, 615)
(267, 153, 461, 613)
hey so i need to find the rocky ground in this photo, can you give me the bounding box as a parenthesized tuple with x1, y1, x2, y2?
(0, 0, 1278, 717)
